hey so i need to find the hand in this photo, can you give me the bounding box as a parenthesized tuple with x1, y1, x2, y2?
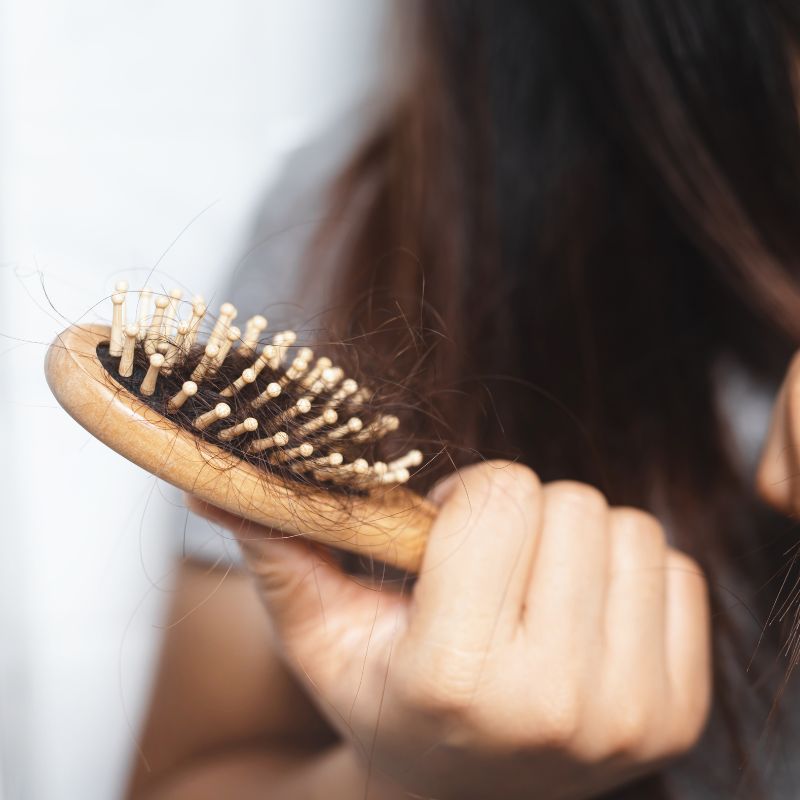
(758, 352, 800, 514)
(189, 461, 710, 800)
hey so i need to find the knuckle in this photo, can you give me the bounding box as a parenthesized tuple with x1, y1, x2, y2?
(246, 554, 303, 597)
(399, 671, 474, 720)
(447, 461, 542, 512)
(664, 718, 706, 758)
(605, 705, 652, 759)
(609, 506, 666, 548)
(666, 550, 706, 583)
(530, 686, 583, 748)
(480, 461, 542, 501)
(665, 550, 710, 610)
(545, 481, 607, 518)
(394, 649, 481, 721)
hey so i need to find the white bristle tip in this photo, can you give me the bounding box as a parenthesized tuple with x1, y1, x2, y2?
(243, 417, 258, 432)
(274, 431, 289, 446)
(267, 382, 281, 398)
(215, 403, 231, 418)
(297, 398, 312, 413)
(182, 381, 198, 396)
(322, 408, 338, 424)
(298, 443, 314, 457)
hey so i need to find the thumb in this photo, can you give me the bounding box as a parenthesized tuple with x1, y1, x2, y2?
(185, 497, 393, 663)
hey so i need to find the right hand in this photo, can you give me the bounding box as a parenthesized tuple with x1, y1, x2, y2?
(190, 462, 711, 800)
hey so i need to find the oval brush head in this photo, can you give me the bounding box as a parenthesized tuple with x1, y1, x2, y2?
(44, 283, 436, 572)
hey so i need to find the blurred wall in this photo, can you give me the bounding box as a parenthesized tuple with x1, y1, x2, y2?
(0, 2, 392, 797)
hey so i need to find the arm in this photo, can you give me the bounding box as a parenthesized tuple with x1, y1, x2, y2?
(128, 461, 710, 799)
(166, 463, 710, 800)
(126, 559, 341, 799)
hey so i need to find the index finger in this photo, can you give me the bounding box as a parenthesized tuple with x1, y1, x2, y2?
(406, 461, 542, 654)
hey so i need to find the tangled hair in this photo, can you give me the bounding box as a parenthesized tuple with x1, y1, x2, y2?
(311, 1, 800, 796)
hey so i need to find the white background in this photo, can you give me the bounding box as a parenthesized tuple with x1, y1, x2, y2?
(0, 2, 392, 797)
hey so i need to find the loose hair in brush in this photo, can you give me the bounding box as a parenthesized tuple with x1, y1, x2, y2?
(312, 1, 800, 796)
(46, 282, 437, 572)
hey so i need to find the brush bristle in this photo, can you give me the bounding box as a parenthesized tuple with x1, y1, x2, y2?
(100, 285, 424, 494)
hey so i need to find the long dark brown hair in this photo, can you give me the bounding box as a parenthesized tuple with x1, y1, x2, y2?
(311, 1, 800, 796)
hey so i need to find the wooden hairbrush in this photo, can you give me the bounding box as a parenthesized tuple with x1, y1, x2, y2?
(44, 282, 437, 572)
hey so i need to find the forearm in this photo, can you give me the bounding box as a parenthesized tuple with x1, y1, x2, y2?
(127, 559, 334, 799)
(139, 743, 407, 800)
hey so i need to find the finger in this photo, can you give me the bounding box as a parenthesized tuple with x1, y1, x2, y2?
(523, 482, 609, 653)
(187, 495, 314, 574)
(663, 551, 711, 750)
(186, 497, 393, 663)
(407, 461, 542, 653)
(756, 364, 800, 513)
(602, 508, 667, 691)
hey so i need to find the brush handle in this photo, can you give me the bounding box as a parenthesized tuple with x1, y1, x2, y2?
(45, 324, 436, 572)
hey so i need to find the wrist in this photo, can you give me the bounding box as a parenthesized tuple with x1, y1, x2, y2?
(288, 743, 406, 800)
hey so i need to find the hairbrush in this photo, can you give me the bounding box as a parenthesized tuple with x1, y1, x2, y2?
(44, 282, 437, 571)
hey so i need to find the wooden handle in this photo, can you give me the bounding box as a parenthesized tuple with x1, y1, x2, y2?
(44, 324, 436, 572)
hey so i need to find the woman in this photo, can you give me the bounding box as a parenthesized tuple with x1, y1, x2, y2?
(128, 2, 800, 797)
